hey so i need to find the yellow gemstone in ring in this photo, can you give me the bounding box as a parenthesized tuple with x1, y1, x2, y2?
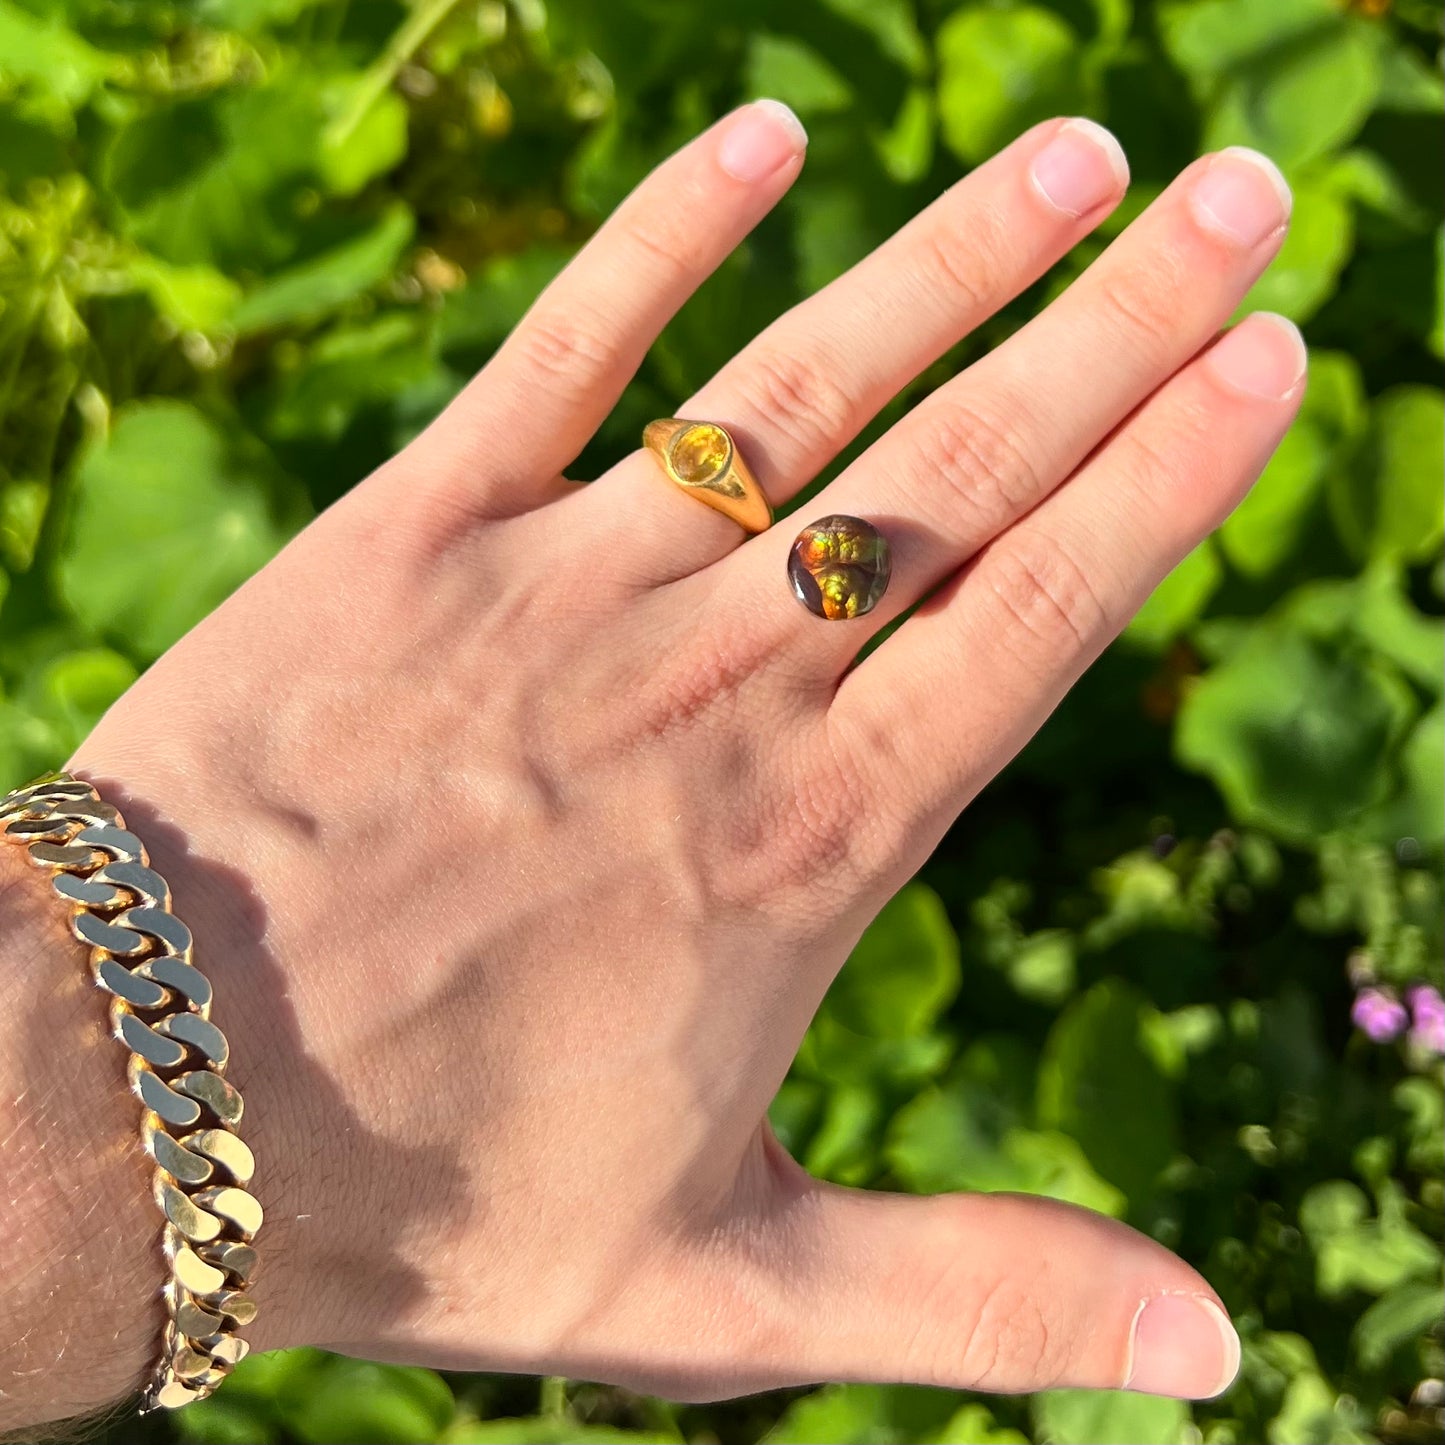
(671, 423, 730, 483)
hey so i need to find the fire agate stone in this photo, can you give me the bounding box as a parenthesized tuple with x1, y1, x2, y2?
(787, 515, 891, 620)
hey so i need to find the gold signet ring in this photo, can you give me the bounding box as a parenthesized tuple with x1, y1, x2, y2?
(643, 419, 773, 535)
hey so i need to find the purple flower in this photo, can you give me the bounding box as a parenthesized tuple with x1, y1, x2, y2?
(1353, 986, 1408, 1043)
(1406, 984, 1445, 1056)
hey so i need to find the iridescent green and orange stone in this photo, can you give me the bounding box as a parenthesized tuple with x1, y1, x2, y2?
(787, 515, 891, 620)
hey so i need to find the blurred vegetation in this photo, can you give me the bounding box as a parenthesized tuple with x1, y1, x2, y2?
(2, 0, 1443, 1442)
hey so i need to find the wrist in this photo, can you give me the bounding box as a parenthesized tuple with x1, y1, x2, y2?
(0, 840, 157, 1431)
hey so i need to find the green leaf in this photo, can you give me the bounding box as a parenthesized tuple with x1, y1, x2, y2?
(56, 402, 309, 660)
(316, 84, 410, 197)
(103, 80, 407, 274)
(1352, 1278, 1445, 1369)
(1033, 1389, 1190, 1445)
(1370, 705, 1445, 850)
(1219, 349, 1364, 575)
(927, 1404, 1030, 1445)
(1126, 539, 1223, 648)
(0, 478, 48, 573)
(794, 1011, 953, 1089)
(231, 205, 415, 334)
(1274, 565, 1443, 694)
(278, 1357, 453, 1444)
(1220, 352, 1364, 576)
(764, 1385, 956, 1445)
(1330, 385, 1445, 564)
(1176, 626, 1418, 841)
(1160, 0, 1382, 168)
(746, 35, 854, 117)
(802, 1082, 885, 1184)
(826, 883, 961, 1037)
(885, 1038, 1126, 1214)
(0, 1, 116, 107)
(1267, 1373, 1374, 1444)
(444, 1418, 680, 1444)
(1299, 1179, 1443, 1297)
(127, 253, 243, 332)
(0, 647, 136, 788)
(936, 7, 1084, 165)
(763, 1384, 897, 1444)
(1036, 980, 1176, 1207)
(1006, 928, 1076, 1005)
(261, 313, 442, 444)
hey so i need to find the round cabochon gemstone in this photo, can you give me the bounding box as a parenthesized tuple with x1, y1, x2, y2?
(787, 515, 891, 620)
(670, 423, 731, 483)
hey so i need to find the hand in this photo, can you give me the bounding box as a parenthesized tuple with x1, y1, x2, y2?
(15, 102, 1303, 1425)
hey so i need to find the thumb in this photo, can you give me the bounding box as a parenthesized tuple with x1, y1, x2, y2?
(728, 1181, 1241, 1400)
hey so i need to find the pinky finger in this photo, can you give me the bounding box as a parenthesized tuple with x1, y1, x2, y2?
(832, 312, 1308, 828)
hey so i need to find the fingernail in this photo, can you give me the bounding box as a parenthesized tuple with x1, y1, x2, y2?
(1206, 313, 1307, 399)
(1030, 118, 1129, 217)
(1191, 147, 1292, 247)
(718, 99, 807, 184)
(1126, 1295, 1242, 1400)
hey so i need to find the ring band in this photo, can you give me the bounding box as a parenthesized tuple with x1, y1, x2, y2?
(643, 419, 773, 534)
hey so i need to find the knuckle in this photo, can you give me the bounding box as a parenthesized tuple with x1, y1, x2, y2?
(898, 1208, 1065, 1390)
(959, 1274, 1057, 1389)
(1094, 265, 1181, 355)
(618, 212, 695, 289)
(915, 221, 990, 316)
(735, 347, 857, 463)
(510, 305, 624, 398)
(924, 399, 1042, 529)
(984, 532, 1113, 655)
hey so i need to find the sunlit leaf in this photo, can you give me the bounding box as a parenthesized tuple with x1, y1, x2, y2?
(936, 6, 1084, 165)
(57, 402, 309, 660)
(1034, 1389, 1190, 1445)
(1176, 626, 1418, 840)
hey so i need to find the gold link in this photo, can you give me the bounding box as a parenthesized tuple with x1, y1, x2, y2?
(134, 1061, 204, 1128)
(96, 859, 171, 907)
(75, 910, 148, 956)
(168, 1237, 229, 1297)
(55, 872, 129, 908)
(198, 1241, 257, 1285)
(96, 958, 172, 1010)
(119, 1012, 189, 1070)
(146, 1122, 215, 1186)
(206, 1334, 249, 1366)
(138, 955, 213, 1012)
(2, 774, 259, 1411)
(184, 1130, 255, 1186)
(118, 905, 194, 958)
(191, 1186, 263, 1240)
(174, 1070, 244, 1126)
(156, 1179, 225, 1243)
(154, 1013, 229, 1069)
(174, 1296, 226, 1339)
(212, 1290, 259, 1327)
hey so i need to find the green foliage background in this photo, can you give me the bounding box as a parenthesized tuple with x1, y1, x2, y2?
(2, 0, 1443, 1442)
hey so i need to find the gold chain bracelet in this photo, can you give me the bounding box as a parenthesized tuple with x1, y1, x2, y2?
(0, 771, 261, 1412)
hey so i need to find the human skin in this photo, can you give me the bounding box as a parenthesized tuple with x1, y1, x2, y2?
(0, 103, 1306, 1432)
